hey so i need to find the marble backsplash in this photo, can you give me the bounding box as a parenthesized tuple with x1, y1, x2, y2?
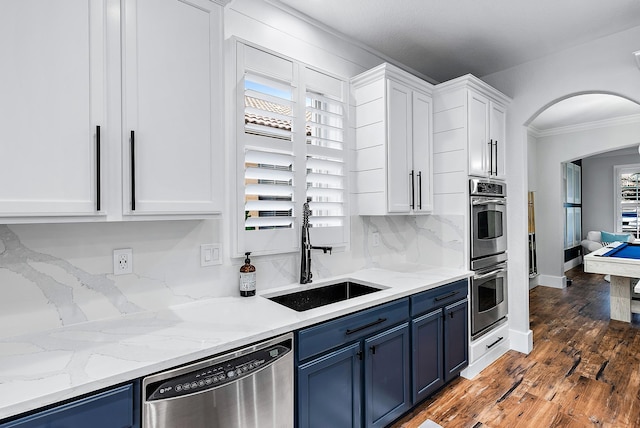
(0, 214, 464, 340)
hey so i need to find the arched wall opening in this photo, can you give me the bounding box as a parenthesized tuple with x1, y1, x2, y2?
(525, 93, 640, 291)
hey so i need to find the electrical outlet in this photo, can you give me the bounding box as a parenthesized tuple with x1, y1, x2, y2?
(113, 248, 133, 275)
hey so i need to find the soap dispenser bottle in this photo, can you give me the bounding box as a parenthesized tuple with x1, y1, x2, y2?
(239, 252, 256, 297)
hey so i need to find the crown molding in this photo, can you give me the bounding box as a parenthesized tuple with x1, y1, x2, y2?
(263, 0, 439, 84)
(529, 113, 640, 138)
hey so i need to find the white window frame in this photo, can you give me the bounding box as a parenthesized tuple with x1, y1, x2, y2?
(231, 40, 350, 257)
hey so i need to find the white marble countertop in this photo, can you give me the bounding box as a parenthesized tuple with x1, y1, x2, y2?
(0, 265, 470, 421)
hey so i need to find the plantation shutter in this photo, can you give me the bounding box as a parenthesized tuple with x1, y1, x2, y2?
(237, 45, 299, 255)
(620, 171, 640, 236)
(304, 68, 348, 246)
(234, 43, 349, 256)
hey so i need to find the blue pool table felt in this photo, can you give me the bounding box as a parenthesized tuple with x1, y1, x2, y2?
(600, 242, 640, 259)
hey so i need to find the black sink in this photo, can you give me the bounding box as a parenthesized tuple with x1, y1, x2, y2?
(267, 281, 382, 312)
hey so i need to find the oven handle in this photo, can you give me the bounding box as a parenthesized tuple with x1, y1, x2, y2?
(471, 198, 505, 206)
(474, 267, 507, 280)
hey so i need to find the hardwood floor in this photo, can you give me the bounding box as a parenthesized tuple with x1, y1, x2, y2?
(392, 265, 640, 428)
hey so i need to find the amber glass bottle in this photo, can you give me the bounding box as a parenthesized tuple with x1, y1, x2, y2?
(239, 252, 256, 297)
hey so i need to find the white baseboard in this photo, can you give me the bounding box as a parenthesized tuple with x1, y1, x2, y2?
(564, 256, 582, 272)
(537, 274, 566, 289)
(510, 328, 533, 354)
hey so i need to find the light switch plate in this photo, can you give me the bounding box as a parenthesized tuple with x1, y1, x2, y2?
(201, 244, 221, 266)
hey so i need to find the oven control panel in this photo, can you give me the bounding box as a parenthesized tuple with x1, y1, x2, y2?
(146, 343, 291, 401)
(470, 178, 506, 197)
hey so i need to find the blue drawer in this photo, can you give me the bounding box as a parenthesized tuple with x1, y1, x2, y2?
(298, 298, 410, 362)
(1, 382, 137, 428)
(410, 280, 468, 317)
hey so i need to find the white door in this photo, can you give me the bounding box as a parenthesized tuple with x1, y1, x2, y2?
(489, 102, 506, 178)
(467, 91, 490, 177)
(386, 80, 412, 213)
(411, 91, 433, 213)
(0, 0, 105, 217)
(122, 0, 222, 214)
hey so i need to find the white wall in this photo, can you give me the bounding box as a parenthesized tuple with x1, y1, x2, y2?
(533, 121, 640, 286)
(582, 152, 640, 234)
(482, 24, 640, 353)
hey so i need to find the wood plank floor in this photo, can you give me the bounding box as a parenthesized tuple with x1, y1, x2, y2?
(392, 265, 640, 428)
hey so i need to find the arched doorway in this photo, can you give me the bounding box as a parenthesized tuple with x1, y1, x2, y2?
(525, 92, 640, 288)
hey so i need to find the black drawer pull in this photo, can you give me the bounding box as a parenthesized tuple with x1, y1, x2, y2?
(435, 291, 459, 301)
(486, 336, 504, 350)
(345, 317, 387, 335)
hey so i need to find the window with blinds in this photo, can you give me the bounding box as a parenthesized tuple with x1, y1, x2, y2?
(304, 69, 347, 246)
(235, 42, 348, 256)
(618, 169, 640, 236)
(243, 74, 295, 231)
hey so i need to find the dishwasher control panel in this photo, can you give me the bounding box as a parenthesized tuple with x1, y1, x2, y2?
(146, 341, 291, 401)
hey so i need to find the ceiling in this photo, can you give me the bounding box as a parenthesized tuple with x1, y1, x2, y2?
(273, 0, 640, 130)
(274, 0, 640, 83)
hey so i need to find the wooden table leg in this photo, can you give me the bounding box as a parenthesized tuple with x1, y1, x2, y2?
(610, 275, 632, 322)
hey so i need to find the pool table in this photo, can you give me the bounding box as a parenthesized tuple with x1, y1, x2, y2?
(584, 242, 640, 322)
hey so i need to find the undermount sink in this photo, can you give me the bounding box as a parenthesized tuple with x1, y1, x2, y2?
(267, 281, 382, 312)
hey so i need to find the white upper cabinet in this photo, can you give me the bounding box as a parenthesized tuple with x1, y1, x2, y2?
(122, 0, 223, 216)
(0, 0, 224, 223)
(0, 0, 105, 218)
(468, 90, 506, 179)
(352, 63, 433, 215)
(432, 76, 509, 215)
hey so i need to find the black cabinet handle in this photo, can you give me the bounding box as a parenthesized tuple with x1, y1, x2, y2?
(345, 317, 387, 335)
(486, 336, 504, 349)
(434, 290, 459, 302)
(409, 170, 415, 210)
(370, 345, 376, 355)
(356, 351, 363, 360)
(96, 126, 101, 212)
(417, 171, 422, 210)
(130, 130, 136, 211)
(494, 140, 498, 176)
(488, 140, 493, 176)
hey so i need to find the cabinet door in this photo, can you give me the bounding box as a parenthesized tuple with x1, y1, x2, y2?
(0, 382, 138, 428)
(386, 80, 412, 213)
(411, 309, 444, 403)
(489, 102, 506, 178)
(0, 0, 105, 217)
(122, 0, 222, 215)
(298, 343, 362, 428)
(444, 299, 469, 382)
(411, 91, 433, 213)
(364, 323, 411, 428)
(467, 91, 490, 177)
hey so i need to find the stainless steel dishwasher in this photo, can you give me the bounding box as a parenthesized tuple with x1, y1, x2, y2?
(142, 333, 293, 428)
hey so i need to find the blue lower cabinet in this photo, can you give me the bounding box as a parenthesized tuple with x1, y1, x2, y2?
(444, 299, 469, 382)
(298, 343, 362, 428)
(411, 309, 444, 403)
(364, 323, 410, 428)
(1, 381, 140, 428)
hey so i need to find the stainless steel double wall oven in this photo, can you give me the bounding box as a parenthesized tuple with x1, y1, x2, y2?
(470, 178, 508, 339)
